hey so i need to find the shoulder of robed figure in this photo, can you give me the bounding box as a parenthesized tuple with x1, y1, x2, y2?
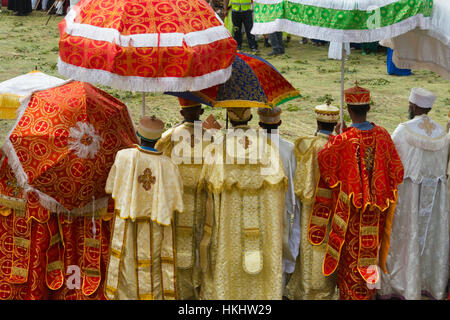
(294, 135, 318, 155)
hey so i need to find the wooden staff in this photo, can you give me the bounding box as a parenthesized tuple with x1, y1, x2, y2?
(34, 0, 42, 10)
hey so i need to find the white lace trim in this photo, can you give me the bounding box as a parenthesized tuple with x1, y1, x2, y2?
(251, 14, 431, 43)
(64, 8, 232, 48)
(57, 57, 233, 92)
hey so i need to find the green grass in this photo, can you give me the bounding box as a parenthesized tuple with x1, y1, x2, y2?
(0, 10, 448, 143)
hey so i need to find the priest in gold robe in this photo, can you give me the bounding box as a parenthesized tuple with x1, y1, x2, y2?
(104, 116, 184, 300)
(285, 102, 340, 300)
(198, 107, 287, 300)
(155, 98, 210, 300)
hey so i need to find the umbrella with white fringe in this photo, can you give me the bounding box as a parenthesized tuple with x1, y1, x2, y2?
(251, 0, 434, 126)
(57, 0, 238, 117)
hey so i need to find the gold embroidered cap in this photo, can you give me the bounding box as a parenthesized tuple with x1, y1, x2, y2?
(315, 101, 339, 123)
(257, 106, 282, 124)
(344, 81, 371, 106)
(409, 88, 436, 109)
(137, 115, 165, 141)
(227, 107, 252, 122)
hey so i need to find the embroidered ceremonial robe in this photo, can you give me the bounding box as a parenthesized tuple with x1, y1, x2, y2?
(104, 146, 184, 300)
(379, 115, 449, 300)
(285, 133, 338, 300)
(308, 125, 404, 300)
(156, 121, 210, 300)
(198, 126, 287, 300)
(0, 154, 113, 300)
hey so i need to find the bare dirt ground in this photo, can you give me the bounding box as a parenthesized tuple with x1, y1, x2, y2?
(0, 10, 448, 143)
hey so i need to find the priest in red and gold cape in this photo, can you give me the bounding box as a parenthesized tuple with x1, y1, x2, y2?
(307, 83, 404, 300)
(0, 151, 114, 300)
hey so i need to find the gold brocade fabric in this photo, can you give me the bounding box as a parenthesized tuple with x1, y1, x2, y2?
(105, 216, 177, 300)
(293, 133, 329, 204)
(105, 146, 184, 225)
(156, 122, 209, 300)
(198, 127, 287, 300)
(285, 134, 338, 300)
(104, 146, 184, 300)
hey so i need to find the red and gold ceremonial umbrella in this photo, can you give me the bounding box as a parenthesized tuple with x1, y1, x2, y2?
(57, 0, 237, 115)
(1, 81, 138, 215)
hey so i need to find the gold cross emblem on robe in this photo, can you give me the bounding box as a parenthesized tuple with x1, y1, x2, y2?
(238, 136, 251, 150)
(418, 116, 436, 136)
(138, 168, 156, 191)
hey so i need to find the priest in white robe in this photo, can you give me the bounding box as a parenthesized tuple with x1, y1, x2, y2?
(257, 106, 301, 294)
(379, 88, 449, 300)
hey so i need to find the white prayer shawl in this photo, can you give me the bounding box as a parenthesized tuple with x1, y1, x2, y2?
(265, 132, 301, 277)
(379, 115, 449, 300)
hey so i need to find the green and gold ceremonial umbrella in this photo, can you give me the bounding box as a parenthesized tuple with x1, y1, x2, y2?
(251, 0, 434, 124)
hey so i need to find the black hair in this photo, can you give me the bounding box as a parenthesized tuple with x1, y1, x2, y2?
(347, 104, 370, 116)
(259, 121, 281, 130)
(317, 121, 337, 132)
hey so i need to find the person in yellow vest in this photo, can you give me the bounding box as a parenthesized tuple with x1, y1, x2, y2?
(224, 0, 258, 52)
(284, 102, 340, 300)
(155, 98, 211, 300)
(104, 116, 184, 300)
(198, 107, 286, 299)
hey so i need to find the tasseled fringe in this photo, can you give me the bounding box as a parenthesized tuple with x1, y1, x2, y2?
(64, 9, 232, 48)
(57, 57, 233, 92)
(251, 15, 431, 43)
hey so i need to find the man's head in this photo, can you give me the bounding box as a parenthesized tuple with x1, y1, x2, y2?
(178, 97, 204, 122)
(344, 82, 371, 123)
(137, 115, 165, 148)
(408, 88, 436, 119)
(180, 105, 204, 122)
(257, 106, 282, 133)
(314, 101, 339, 133)
(347, 104, 370, 122)
(227, 107, 252, 127)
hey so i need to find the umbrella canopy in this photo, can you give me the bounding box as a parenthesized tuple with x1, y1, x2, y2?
(58, 0, 237, 92)
(381, 0, 450, 80)
(0, 71, 65, 119)
(252, 0, 433, 43)
(2, 81, 138, 215)
(165, 52, 300, 108)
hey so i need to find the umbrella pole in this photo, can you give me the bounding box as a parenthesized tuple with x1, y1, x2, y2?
(142, 92, 146, 117)
(340, 43, 346, 131)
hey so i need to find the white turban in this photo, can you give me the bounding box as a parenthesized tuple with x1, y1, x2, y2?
(409, 88, 436, 109)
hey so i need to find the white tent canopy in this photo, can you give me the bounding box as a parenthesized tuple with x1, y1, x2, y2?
(381, 0, 450, 80)
(0, 71, 65, 98)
